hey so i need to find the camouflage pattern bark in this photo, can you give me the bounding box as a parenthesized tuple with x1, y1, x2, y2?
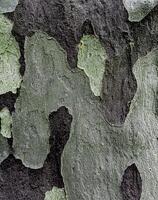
(0, 0, 158, 200)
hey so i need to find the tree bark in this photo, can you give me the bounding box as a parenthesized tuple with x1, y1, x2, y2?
(0, 0, 157, 199)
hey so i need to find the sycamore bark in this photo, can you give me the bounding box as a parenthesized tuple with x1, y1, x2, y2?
(0, 0, 158, 200)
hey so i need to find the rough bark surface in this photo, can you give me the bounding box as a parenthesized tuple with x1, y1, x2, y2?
(13, 0, 137, 125)
(0, 0, 158, 200)
(0, 106, 72, 200)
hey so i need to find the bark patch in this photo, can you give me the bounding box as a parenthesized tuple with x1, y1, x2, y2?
(0, 106, 72, 200)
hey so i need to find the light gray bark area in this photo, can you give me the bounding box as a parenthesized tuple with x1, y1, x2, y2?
(12, 32, 158, 200)
(0, 0, 18, 13)
(123, 0, 158, 21)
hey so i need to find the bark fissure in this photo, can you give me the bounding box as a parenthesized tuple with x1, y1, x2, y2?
(121, 164, 142, 200)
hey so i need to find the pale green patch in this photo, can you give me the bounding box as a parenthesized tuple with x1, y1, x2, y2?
(0, 0, 18, 13)
(0, 107, 12, 138)
(0, 14, 21, 95)
(78, 35, 107, 96)
(45, 187, 67, 200)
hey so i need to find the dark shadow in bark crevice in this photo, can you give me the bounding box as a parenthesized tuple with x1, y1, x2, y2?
(121, 163, 142, 200)
(81, 19, 94, 35)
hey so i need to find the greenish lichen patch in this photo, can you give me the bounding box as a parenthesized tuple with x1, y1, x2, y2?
(0, 14, 21, 95)
(0, 107, 12, 138)
(45, 187, 67, 200)
(78, 35, 107, 96)
(0, 0, 18, 13)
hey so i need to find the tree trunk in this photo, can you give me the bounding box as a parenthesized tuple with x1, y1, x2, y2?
(0, 0, 157, 199)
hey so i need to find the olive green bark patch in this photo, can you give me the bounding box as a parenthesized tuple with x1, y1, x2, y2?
(0, 107, 12, 138)
(0, 0, 18, 13)
(78, 35, 107, 96)
(0, 14, 21, 95)
(45, 187, 67, 200)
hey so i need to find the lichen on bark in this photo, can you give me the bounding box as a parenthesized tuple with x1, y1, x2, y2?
(44, 187, 67, 200)
(78, 35, 107, 96)
(0, 14, 21, 95)
(0, 107, 12, 138)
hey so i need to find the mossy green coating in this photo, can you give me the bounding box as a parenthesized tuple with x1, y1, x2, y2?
(0, 14, 21, 95)
(0, 0, 18, 13)
(45, 187, 67, 200)
(0, 107, 12, 138)
(78, 35, 107, 96)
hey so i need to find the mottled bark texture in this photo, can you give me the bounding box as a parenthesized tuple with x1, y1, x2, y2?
(8, 0, 158, 125)
(0, 107, 72, 200)
(0, 0, 158, 200)
(12, 0, 137, 125)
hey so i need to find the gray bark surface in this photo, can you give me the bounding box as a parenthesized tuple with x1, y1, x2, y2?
(0, 0, 158, 200)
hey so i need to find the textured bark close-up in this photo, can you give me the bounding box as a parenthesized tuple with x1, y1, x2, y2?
(0, 0, 158, 199)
